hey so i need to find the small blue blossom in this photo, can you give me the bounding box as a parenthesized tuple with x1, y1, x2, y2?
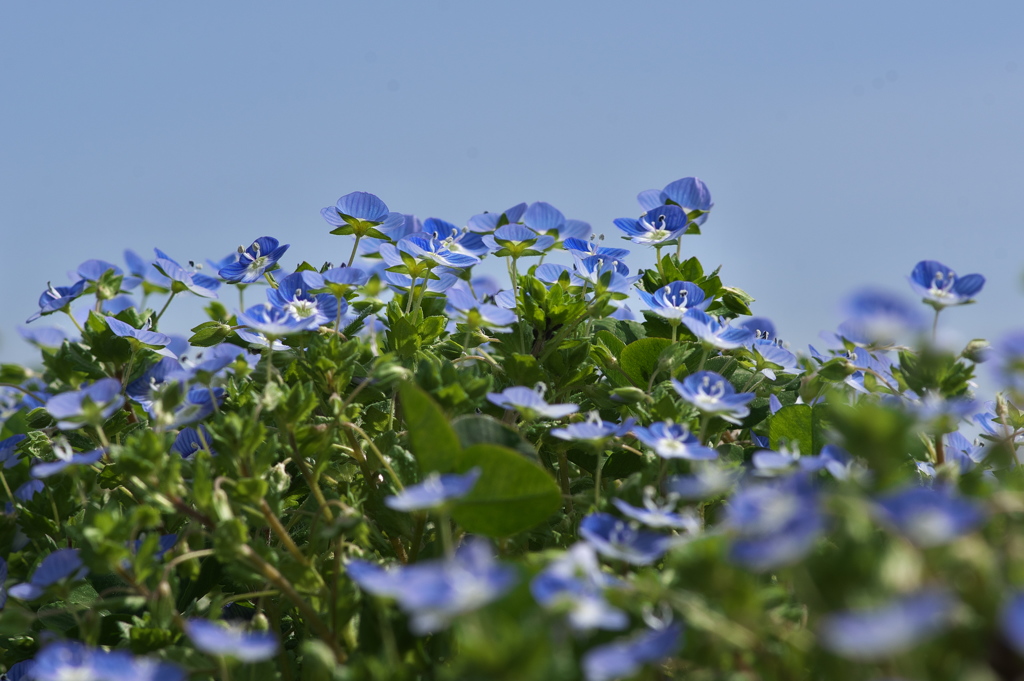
(0, 435, 26, 469)
(424, 217, 490, 257)
(171, 425, 215, 458)
(45, 378, 124, 430)
(184, 619, 280, 662)
(384, 468, 481, 512)
(348, 538, 517, 634)
(523, 201, 592, 240)
(106, 316, 174, 356)
(322, 191, 391, 228)
(579, 512, 675, 565)
(30, 640, 185, 681)
(613, 204, 688, 245)
(725, 475, 824, 571)
(672, 371, 754, 425)
(632, 421, 717, 460)
(873, 485, 986, 547)
(582, 622, 684, 681)
(661, 176, 713, 214)
(908, 259, 984, 309)
(465, 202, 528, 233)
(237, 302, 320, 338)
(531, 543, 626, 631)
(611, 488, 701, 532)
(397, 233, 482, 270)
(153, 249, 221, 298)
(446, 288, 517, 331)
(666, 465, 742, 501)
(819, 589, 956, 660)
(267, 271, 341, 327)
(31, 439, 104, 478)
(839, 288, 924, 347)
(9, 548, 88, 601)
(638, 281, 709, 320)
(482, 224, 556, 257)
(18, 325, 71, 349)
(27, 279, 87, 322)
(682, 309, 754, 350)
(487, 385, 578, 420)
(562, 237, 630, 261)
(219, 237, 290, 284)
(551, 413, 634, 443)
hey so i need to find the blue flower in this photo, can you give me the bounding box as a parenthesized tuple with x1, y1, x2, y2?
(562, 237, 630, 261)
(724, 475, 824, 571)
(395, 233, 482, 270)
(638, 281, 709, 321)
(322, 191, 391, 231)
(551, 413, 634, 443)
(661, 177, 713, 213)
(522, 201, 591, 240)
(237, 302, 320, 338)
(106, 316, 174, 355)
(45, 378, 124, 430)
(907, 260, 984, 309)
(424, 218, 491, 257)
(819, 589, 955, 660)
(126, 358, 189, 415)
(671, 371, 754, 425)
(171, 426, 215, 458)
(666, 465, 742, 501)
(682, 309, 754, 350)
(482, 224, 555, 258)
(446, 288, 517, 331)
(384, 468, 481, 512)
(9, 549, 88, 600)
(31, 439, 104, 478)
(487, 385, 579, 420)
(162, 386, 225, 431)
(29, 641, 185, 681)
(184, 619, 280, 662)
(153, 251, 220, 299)
(611, 489, 701, 532)
(531, 543, 627, 631)
(579, 513, 675, 565)
(18, 325, 71, 349)
(348, 538, 517, 634)
(0, 435, 26, 469)
(613, 204, 688, 245)
(582, 622, 684, 681)
(219, 237, 290, 284)
(839, 288, 924, 347)
(632, 421, 717, 460)
(1000, 592, 1024, 656)
(267, 271, 340, 328)
(27, 279, 87, 322)
(873, 485, 986, 547)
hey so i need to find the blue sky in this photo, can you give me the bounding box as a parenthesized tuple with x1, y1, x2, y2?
(2, 2, 1022, 383)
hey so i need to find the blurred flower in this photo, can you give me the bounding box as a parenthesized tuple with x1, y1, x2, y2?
(819, 589, 955, 660)
(725, 475, 824, 571)
(582, 622, 684, 681)
(9, 549, 88, 600)
(873, 485, 986, 547)
(384, 468, 481, 512)
(45, 378, 124, 430)
(184, 619, 279, 662)
(839, 288, 924, 347)
(579, 513, 675, 565)
(531, 543, 627, 631)
(611, 488, 701, 532)
(29, 640, 184, 681)
(31, 439, 104, 478)
(487, 385, 578, 420)
(551, 413, 634, 443)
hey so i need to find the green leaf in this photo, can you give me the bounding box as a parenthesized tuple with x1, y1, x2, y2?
(620, 338, 673, 385)
(451, 444, 561, 537)
(768, 404, 827, 456)
(398, 383, 462, 473)
(452, 415, 538, 461)
(189, 320, 235, 347)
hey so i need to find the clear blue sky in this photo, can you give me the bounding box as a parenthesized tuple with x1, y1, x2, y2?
(2, 2, 1022, 380)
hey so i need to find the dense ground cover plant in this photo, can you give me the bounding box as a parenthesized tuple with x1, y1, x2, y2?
(1, 178, 1023, 680)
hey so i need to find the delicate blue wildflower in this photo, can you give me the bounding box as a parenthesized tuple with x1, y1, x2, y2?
(582, 622, 684, 681)
(798, 444, 855, 480)
(751, 446, 802, 476)
(0, 435, 26, 469)
(562, 237, 630, 261)
(612, 489, 701, 532)
(632, 421, 717, 460)
(9, 549, 88, 600)
(446, 288, 517, 331)
(873, 485, 986, 547)
(661, 176, 713, 214)
(348, 538, 517, 634)
(125, 248, 171, 289)
(1, 659, 31, 681)
(15, 479, 44, 502)
(487, 385, 578, 420)
(639, 281, 709, 320)
(522, 201, 566, 235)
(944, 431, 986, 473)
(76, 258, 123, 284)
(219, 237, 290, 283)
(465, 202, 528, 233)
(908, 260, 984, 309)
(30, 640, 185, 681)
(397, 233, 481, 269)
(482, 224, 555, 257)
(839, 288, 924, 346)
(106, 316, 173, 350)
(27, 279, 87, 322)
(267, 271, 340, 327)
(551, 413, 634, 443)
(237, 302, 320, 338)
(666, 465, 742, 501)
(424, 217, 490, 257)
(531, 543, 626, 631)
(162, 386, 225, 431)
(819, 589, 956, 660)
(322, 265, 369, 288)
(152, 252, 219, 299)
(322, 190, 390, 227)
(737, 317, 777, 340)
(579, 513, 675, 565)
(126, 358, 189, 415)
(31, 439, 104, 478)
(18, 325, 70, 349)
(45, 378, 124, 430)
(672, 371, 754, 425)
(385, 468, 481, 512)
(171, 425, 215, 458)
(184, 619, 279, 662)
(682, 309, 754, 350)
(725, 475, 824, 571)
(613, 204, 688, 245)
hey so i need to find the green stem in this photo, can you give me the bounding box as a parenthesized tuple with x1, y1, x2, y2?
(593, 445, 605, 509)
(153, 292, 178, 326)
(64, 309, 85, 334)
(347, 235, 363, 268)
